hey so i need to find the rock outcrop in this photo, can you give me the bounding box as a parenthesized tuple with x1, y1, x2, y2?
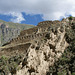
(15, 26, 68, 75)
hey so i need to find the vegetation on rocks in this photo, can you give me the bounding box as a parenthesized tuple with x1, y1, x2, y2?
(0, 55, 23, 75)
(47, 17, 75, 75)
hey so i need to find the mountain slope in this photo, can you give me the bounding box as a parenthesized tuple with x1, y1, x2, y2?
(0, 20, 35, 46)
(0, 17, 75, 75)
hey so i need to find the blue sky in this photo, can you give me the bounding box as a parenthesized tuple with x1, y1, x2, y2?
(0, 12, 44, 25)
(20, 13, 44, 25)
(0, 0, 75, 25)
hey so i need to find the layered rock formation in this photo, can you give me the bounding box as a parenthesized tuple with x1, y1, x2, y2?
(0, 17, 75, 75)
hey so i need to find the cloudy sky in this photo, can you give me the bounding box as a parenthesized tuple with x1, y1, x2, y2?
(0, 0, 75, 25)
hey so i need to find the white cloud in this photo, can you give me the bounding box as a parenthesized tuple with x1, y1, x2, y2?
(9, 12, 25, 23)
(0, 12, 25, 23)
(0, 0, 75, 22)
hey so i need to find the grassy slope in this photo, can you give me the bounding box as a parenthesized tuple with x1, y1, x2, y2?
(0, 19, 35, 30)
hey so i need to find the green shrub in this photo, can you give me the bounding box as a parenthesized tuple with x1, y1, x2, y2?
(57, 70, 67, 75)
(72, 72, 75, 75)
(1, 55, 8, 61)
(69, 16, 73, 20)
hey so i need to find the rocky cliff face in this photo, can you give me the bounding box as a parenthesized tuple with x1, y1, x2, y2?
(0, 17, 75, 75)
(15, 26, 68, 75)
(0, 20, 34, 46)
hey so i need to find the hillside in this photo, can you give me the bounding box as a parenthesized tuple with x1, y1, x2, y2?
(0, 17, 75, 75)
(0, 20, 35, 46)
